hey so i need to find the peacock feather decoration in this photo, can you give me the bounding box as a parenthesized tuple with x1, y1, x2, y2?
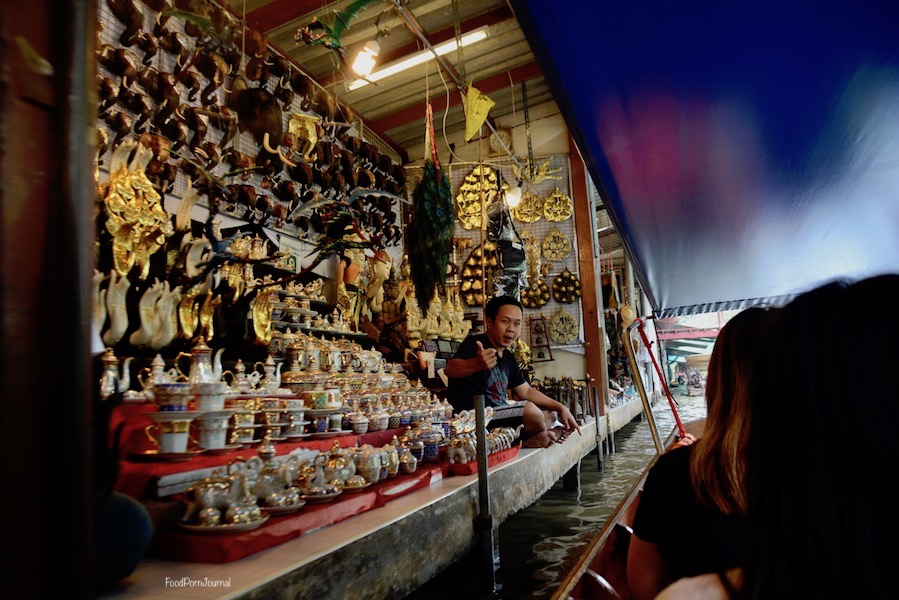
(408, 160, 454, 315)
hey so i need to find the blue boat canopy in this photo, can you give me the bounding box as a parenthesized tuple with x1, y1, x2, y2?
(516, 0, 899, 316)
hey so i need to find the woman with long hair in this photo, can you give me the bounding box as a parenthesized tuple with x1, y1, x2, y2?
(627, 307, 768, 600)
(658, 274, 899, 599)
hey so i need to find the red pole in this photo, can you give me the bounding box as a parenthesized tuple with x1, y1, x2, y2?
(635, 318, 686, 437)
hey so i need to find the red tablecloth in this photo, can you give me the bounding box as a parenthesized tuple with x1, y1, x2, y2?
(148, 465, 441, 563)
(112, 403, 409, 500)
(112, 404, 523, 564)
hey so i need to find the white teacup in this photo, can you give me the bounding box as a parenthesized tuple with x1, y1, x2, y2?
(197, 410, 236, 450)
(192, 381, 229, 412)
(145, 411, 200, 453)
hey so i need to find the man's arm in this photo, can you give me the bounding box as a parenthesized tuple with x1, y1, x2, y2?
(444, 340, 496, 379)
(511, 382, 581, 434)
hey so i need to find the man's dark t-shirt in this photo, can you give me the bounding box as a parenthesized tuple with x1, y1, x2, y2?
(447, 334, 525, 412)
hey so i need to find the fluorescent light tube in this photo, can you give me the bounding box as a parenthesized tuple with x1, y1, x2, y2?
(348, 26, 489, 91)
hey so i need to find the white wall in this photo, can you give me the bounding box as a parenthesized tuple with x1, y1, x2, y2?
(533, 348, 587, 380)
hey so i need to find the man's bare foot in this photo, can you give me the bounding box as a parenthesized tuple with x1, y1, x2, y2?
(522, 431, 553, 448)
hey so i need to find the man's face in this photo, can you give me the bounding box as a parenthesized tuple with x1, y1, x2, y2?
(486, 304, 523, 349)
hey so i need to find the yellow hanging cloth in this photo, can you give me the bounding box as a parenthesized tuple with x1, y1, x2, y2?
(464, 84, 495, 142)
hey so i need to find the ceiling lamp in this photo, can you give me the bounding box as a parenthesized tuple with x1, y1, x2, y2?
(347, 26, 489, 91)
(352, 36, 381, 77)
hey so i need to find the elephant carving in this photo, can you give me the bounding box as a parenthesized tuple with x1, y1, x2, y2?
(447, 438, 476, 464)
(182, 460, 254, 523)
(288, 113, 322, 162)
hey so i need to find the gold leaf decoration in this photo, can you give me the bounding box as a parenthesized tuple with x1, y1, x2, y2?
(510, 191, 543, 223)
(454, 165, 504, 230)
(521, 278, 550, 308)
(541, 226, 572, 261)
(551, 268, 582, 303)
(543, 187, 573, 222)
(460, 240, 500, 306)
(549, 307, 578, 344)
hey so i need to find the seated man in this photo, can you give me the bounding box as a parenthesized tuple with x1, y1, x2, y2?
(444, 295, 579, 447)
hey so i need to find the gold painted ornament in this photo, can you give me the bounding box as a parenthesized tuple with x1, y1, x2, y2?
(460, 240, 500, 306)
(454, 165, 504, 230)
(521, 279, 550, 308)
(541, 227, 572, 261)
(510, 191, 543, 223)
(520, 231, 541, 283)
(543, 187, 573, 222)
(552, 268, 582, 303)
(101, 140, 172, 280)
(512, 157, 564, 185)
(251, 287, 279, 345)
(549, 307, 579, 344)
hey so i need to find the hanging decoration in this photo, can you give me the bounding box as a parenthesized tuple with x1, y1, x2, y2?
(521, 279, 550, 308)
(100, 140, 172, 280)
(552, 268, 583, 303)
(408, 103, 454, 315)
(488, 190, 527, 299)
(460, 240, 500, 306)
(510, 190, 543, 223)
(512, 157, 564, 185)
(543, 187, 573, 222)
(464, 84, 495, 142)
(521, 231, 541, 283)
(541, 226, 572, 261)
(549, 307, 579, 344)
(294, 0, 380, 57)
(454, 164, 503, 230)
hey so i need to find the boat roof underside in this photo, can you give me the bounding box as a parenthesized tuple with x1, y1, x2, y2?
(518, 1, 899, 316)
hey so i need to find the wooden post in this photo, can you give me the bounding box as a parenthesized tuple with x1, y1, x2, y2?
(2, 0, 96, 595)
(569, 134, 609, 468)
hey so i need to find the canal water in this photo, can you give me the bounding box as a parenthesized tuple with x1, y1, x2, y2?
(406, 392, 708, 600)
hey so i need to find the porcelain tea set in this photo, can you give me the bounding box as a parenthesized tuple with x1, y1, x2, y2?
(179, 434, 422, 531)
(115, 338, 288, 457)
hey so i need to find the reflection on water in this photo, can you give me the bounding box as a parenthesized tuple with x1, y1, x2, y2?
(406, 394, 707, 600)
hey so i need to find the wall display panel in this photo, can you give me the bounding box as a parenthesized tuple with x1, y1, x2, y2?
(96, 0, 405, 258)
(408, 155, 584, 350)
(94, 0, 407, 358)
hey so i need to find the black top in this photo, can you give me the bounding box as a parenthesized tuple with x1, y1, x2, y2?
(446, 334, 526, 412)
(632, 446, 745, 579)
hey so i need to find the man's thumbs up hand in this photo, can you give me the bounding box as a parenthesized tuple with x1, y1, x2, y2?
(476, 340, 498, 370)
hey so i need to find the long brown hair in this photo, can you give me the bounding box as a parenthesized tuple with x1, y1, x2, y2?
(688, 307, 768, 515)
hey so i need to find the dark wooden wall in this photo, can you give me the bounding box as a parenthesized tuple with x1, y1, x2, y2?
(2, 1, 96, 596)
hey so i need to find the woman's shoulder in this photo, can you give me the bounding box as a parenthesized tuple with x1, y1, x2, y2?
(655, 572, 729, 600)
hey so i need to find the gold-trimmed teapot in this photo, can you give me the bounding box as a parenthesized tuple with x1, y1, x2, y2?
(176, 337, 224, 385)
